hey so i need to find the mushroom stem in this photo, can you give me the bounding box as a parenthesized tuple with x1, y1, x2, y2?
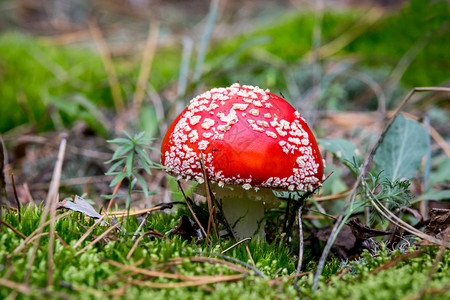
(221, 194, 265, 241)
(210, 184, 280, 241)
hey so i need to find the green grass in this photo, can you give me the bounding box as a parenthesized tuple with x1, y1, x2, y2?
(1, 206, 449, 299)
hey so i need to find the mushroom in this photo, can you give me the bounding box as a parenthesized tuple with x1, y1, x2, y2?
(161, 83, 324, 240)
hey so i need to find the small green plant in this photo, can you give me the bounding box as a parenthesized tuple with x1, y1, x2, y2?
(103, 131, 159, 225)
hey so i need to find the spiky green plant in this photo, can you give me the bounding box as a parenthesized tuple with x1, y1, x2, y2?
(103, 131, 160, 228)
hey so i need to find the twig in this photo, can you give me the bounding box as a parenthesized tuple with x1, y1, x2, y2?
(1, 220, 26, 239)
(199, 156, 222, 249)
(131, 211, 150, 241)
(195, 251, 267, 279)
(75, 221, 122, 256)
(127, 231, 149, 260)
(10, 174, 21, 223)
(312, 87, 448, 291)
(245, 245, 256, 268)
(73, 214, 107, 249)
(221, 237, 251, 254)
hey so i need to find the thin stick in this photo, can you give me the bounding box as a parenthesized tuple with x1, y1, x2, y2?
(176, 181, 208, 240)
(1, 220, 26, 239)
(10, 174, 21, 223)
(127, 231, 148, 260)
(131, 211, 150, 241)
(294, 203, 305, 288)
(75, 221, 122, 256)
(73, 214, 107, 249)
(245, 245, 256, 268)
(221, 237, 251, 254)
(312, 87, 448, 291)
(199, 156, 221, 249)
(89, 20, 124, 113)
(195, 251, 267, 279)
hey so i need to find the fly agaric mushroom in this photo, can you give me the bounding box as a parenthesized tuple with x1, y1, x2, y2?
(161, 83, 324, 240)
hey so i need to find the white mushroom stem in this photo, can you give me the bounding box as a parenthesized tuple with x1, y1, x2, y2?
(207, 184, 280, 241)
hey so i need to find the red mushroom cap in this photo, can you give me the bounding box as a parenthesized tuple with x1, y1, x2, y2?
(161, 83, 324, 192)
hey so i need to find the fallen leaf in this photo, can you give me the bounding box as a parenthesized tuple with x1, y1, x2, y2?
(166, 215, 202, 240)
(424, 208, 450, 239)
(57, 195, 102, 219)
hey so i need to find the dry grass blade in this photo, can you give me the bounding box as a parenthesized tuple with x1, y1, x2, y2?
(196, 251, 267, 279)
(22, 134, 67, 284)
(370, 249, 427, 275)
(75, 221, 122, 256)
(105, 259, 195, 280)
(312, 87, 450, 291)
(10, 211, 71, 257)
(1, 220, 26, 239)
(89, 20, 124, 113)
(294, 204, 305, 288)
(130, 274, 246, 289)
(106, 205, 169, 218)
(269, 272, 312, 287)
(0, 278, 32, 295)
(46, 133, 67, 286)
(133, 20, 160, 110)
(168, 256, 250, 274)
(72, 214, 107, 250)
(221, 237, 251, 254)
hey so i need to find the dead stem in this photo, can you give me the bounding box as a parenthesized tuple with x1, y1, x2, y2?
(294, 203, 305, 288)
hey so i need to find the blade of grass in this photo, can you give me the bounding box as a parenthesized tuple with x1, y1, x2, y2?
(192, 0, 220, 82)
(133, 20, 160, 111)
